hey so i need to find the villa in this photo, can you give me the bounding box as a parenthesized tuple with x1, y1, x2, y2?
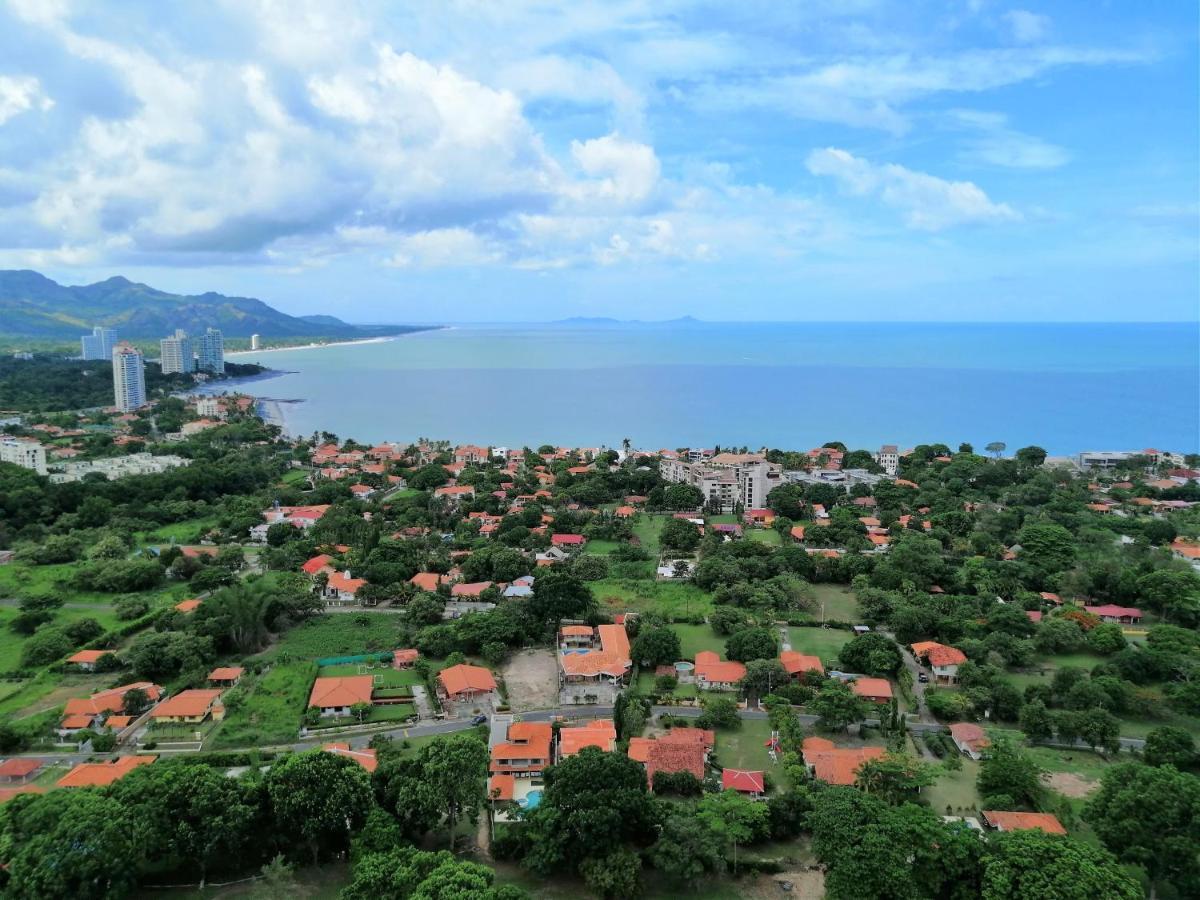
(557, 719, 617, 759)
(58, 755, 156, 788)
(780, 651, 824, 679)
(910, 641, 968, 684)
(308, 675, 375, 717)
(438, 664, 498, 704)
(802, 737, 885, 786)
(149, 689, 225, 725)
(693, 651, 746, 691)
(558, 624, 632, 688)
(850, 677, 894, 703)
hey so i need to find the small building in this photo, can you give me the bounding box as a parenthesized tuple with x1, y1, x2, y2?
(780, 651, 824, 679)
(693, 651, 746, 691)
(174, 598, 203, 614)
(0, 759, 42, 784)
(392, 649, 419, 669)
(557, 720, 617, 760)
(150, 689, 225, 724)
(949, 722, 991, 760)
(308, 675, 375, 717)
(850, 677, 893, 703)
(323, 742, 378, 772)
(721, 768, 766, 798)
(982, 810, 1066, 835)
(301, 554, 335, 576)
(802, 737, 886, 786)
(550, 533, 587, 548)
(451, 581, 494, 598)
(1083, 604, 1143, 625)
(58, 755, 156, 788)
(208, 667, 245, 687)
(437, 664, 498, 703)
(66, 649, 113, 672)
(324, 571, 368, 607)
(910, 641, 968, 684)
(410, 571, 449, 593)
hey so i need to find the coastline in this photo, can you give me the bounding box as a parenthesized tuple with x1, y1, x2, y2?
(257, 398, 292, 436)
(226, 329, 440, 358)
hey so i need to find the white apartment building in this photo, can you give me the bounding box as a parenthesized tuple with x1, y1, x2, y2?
(0, 437, 47, 475)
(661, 452, 783, 512)
(48, 453, 189, 483)
(196, 328, 225, 374)
(250, 334, 261, 350)
(80, 326, 117, 361)
(111, 343, 146, 412)
(875, 444, 899, 476)
(194, 396, 223, 418)
(159, 330, 195, 374)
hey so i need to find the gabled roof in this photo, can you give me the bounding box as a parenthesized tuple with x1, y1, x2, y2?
(438, 664, 497, 696)
(150, 689, 223, 719)
(58, 755, 155, 788)
(64, 682, 162, 717)
(1084, 604, 1143, 618)
(208, 666, 245, 682)
(301, 554, 335, 575)
(722, 768, 766, 793)
(308, 675, 375, 709)
(410, 571, 447, 592)
(805, 745, 886, 785)
(851, 677, 893, 700)
(694, 650, 746, 684)
(982, 810, 1066, 834)
(551, 533, 586, 545)
(327, 571, 367, 594)
(559, 720, 617, 757)
(646, 741, 705, 783)
(451, 581, 493, 597)
(949, 722, 990, 752)
(780, 651, 824, 676)
(0, 759, 41, 777)
(323, 743, 378, 772)
(67, 649, 111, 665)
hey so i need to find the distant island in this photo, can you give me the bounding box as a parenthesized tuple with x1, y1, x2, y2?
(0, 269, 429, 342)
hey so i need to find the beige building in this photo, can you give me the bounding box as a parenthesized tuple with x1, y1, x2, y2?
(0, 436, 47, 475)
(875, 444, 899, 476)
(660, 452, 782, 512)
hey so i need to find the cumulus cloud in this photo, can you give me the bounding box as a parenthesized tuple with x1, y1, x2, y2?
(806, 148, 1019, 230)
(0, 75, 53, 125)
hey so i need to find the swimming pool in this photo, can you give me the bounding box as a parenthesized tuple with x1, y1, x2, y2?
(519, 790, 543, 810)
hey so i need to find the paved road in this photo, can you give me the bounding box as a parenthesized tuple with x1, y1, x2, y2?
(882, 630, 936, 724)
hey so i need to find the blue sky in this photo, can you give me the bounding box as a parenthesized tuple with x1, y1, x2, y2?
(0, 1, 1195, 322)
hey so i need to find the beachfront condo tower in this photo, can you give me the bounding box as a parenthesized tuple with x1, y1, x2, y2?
(80, 326, 117, 361)
(112, 343, 146, 412)
(250, 334, 261, 350)
(196, 328, 225, 374)
(159, 329, 195, 374)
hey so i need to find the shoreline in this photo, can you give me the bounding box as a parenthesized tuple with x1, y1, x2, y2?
(226, 329, 441, 358)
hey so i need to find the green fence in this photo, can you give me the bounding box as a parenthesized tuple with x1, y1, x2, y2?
(315, 652, 394, 667)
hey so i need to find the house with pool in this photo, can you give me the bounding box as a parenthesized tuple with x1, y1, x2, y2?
(557, 623, 632, 705)
(488, 715, 553, 819)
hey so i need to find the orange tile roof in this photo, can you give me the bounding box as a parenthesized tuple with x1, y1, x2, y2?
(174, 599, 202, 613)
(0, 759, 41, 778)
(410, 572, 447, 592)
(309, 675, 375, 709)
(659, 727, 715, 749)
(926, 645, 967, 666)
(780, 651, 824, 676)
(327, 571, 367, 594)
(949, 722, 990, 752)
(790, 526, 805, 540)
(805, 745, 886, 785)
(488, 773, 515, 801)
(559, 720, 617, 757)
(438, 664, 497, 697)
(58, 755, 155, 788)
(150, 689, 223, 719)
(983, 811, 1066, 834)
(560, 625, 594, 637)
(64, 682, 162, 717)
(451, 581, 493, 597)
(694, 650, 746, 684)
(301, 554, 335, 575)
(67, 649, 111, 665)
(722, 769, 765, 793)
(627, 737, 654, 763)
(392, 649, 419, 666)
(60, 714, 95, 730)
(105, 716, 133, 729)
(323, 743, 378, 772)
(802, 736, 835, 753)
(646, 741, 705, 783)
(208, 666, 245, 682)
(851, 678, 893, 700)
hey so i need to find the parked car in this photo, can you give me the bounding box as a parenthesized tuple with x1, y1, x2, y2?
(471, 714, 488, 725)
(917, 672, 929, 683)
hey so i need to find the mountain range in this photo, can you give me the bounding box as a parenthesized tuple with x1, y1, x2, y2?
(0, 270, 395, 340)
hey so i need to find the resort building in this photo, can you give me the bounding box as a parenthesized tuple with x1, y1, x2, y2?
(112, 343, 146, 412)
(196, 328, 225, 374)
(660, 452, 784, 512)
(159, 329, 195, 374)
(80, 326, 117, 361)
(48, 452, 189, 484)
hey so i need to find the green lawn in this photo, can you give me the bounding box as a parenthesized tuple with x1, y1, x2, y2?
(265, 613, 403, 659)
(708, 514, 739, 525)
(747, 528, 781, 546)
(671, 623, 728, 660)
(785, 626, 853, 663)
(0, 561, 192, 609)
(590, 578, 713, 619)
(319, 662, 421, 687)
(210, 663, 317, 749)
(631, 515, 666, 556)
(925, 758, 982, 816)
(636, 671, 699, 699)
(137, 517, 222, 546)
(0, 604, 150, 672)
(807, 585, 859, 622)
(314, 703, 416, 729)
(713, 718, 775, 773)
(583, 540, 621, 556)
(281, 469, 310, 485)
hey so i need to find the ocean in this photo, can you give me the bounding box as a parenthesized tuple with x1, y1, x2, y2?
(222, 322, 1200, 455)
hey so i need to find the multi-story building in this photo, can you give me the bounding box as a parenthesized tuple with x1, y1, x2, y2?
(875, 444, 899, 476)
(159, 329, 195, 374)
(250, 334, 261, 350)
(1077, 449, 1162, 472)
(111, 343, 146, 412)
(0, 436, 47, 475)
(660, 452, 783, 512)
(196, 328, 225, 374)
(80, 326, 117, 361)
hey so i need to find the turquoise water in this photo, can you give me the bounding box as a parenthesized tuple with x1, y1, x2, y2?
(520, 790, 543, 809)
(226, 322, 1199, 454)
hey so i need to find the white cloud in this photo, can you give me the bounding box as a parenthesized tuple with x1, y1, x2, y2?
(951, 110, 1069, 168)
(0, 75, 53, 125)
(385, 228, 502, 268)
(568, 133, 661, 206)
(1004, 10, 1051, 43)
(806, 147, 1020, 230)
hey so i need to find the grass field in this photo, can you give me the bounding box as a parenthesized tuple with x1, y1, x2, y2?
(0, 561, 193, 611)
(210, 662, 317, 748)
(281, 469, 310, 485)
(319, 662, 422, 687)
(714, 717, 774, 772)
(590, 578, 713, 618)
(631, 515, 666, 556)
(0, 603, 150, 672)
(785, 626, 853, 662)
(315, 703, 416, 728)
(264, 613, 403, 659)
(671, 623, 728, 660)
(583, 539, 621, 556)
(137, 517, 222, 546)
(635, 671, 699, 699)
(806, 585, 859, 622)
(747, 528, 781, 546)
(925, 758, 982, 815)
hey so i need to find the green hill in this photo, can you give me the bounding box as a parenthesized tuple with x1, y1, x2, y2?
(0, 270, 389, 340)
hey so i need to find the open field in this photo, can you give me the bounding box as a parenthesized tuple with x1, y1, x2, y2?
(672, 623, 728, 660)
(0, 561, 192, 608)
(582, 539, 621, 555)
(319, 662, 419, 688)
(502, 649, 560, 711)
(591, 578, 713, 618)
(747, 528, 781, 546)
(631, 515, 666, 556)
(137, 516, 222, 546)
(925, 758, 982, 815)
(714, 717, 775, 773)
(636, 671, 699, 699)
(210, 663, 317, 748)
(264, 613, 402, 659)
(785, 626, 853, 661)
(0, 670, 114, 719)
(806, 584, 859, 622)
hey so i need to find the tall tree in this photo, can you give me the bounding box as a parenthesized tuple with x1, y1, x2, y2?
(265, 750, 373, 864)
(980, 830, 1140, 900)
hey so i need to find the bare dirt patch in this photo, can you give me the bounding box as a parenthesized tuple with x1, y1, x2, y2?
(744, 870, 826, 899)
(500, 649, 559, 711)
(1042, 771, 1097, 798)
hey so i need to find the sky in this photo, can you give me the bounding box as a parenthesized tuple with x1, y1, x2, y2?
(0, 0, 1196, 323)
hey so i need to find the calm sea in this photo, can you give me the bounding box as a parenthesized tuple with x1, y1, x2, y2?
(224, 322, 1200, 455)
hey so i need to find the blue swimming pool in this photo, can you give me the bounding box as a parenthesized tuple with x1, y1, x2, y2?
(520, 790, 543, 810)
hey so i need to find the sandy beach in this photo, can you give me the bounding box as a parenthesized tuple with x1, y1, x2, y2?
(226, 329, 440, 358)
(257, 398, 292, 435)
